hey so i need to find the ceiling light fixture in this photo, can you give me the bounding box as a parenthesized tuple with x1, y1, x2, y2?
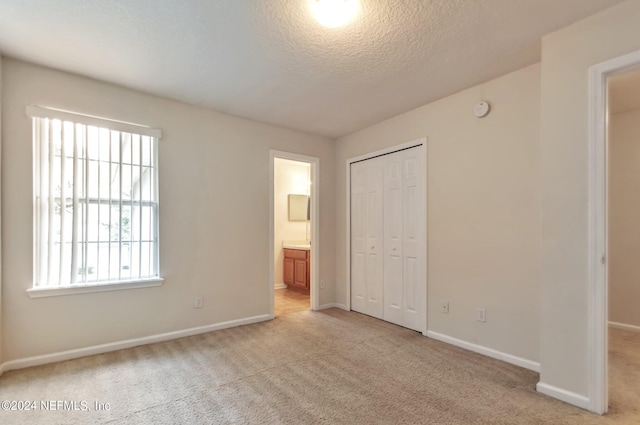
(311, 0, 360, 28)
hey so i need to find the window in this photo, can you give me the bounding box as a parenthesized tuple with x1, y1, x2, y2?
(28, 106, 162, 296)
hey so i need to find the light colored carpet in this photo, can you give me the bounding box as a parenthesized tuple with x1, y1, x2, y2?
(0, 309, 638, 424)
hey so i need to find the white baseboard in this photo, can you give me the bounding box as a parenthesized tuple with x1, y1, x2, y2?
(317, 303, 345, 310)
(317, 303, 348, 311)
(274, 283, 287, 290)
(536, 382, 590, 410)
(0, 314, 271, 376)
(425, 330, 540, 372)
(609, 321, 640, 333)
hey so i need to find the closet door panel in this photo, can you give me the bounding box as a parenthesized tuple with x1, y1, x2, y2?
(402, 149, 425, 332)
(364, 157, 384, 319)
(350, 161, 367, 314)
(384, 153, 404, 326)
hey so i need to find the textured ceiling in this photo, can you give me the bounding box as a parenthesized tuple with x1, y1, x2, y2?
(0, 0, 626, 138)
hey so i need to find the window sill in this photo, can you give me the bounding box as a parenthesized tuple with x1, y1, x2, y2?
(26, 278, 165, 298)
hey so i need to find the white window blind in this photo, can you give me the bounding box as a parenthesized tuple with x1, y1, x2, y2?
(29, 106, 161, 289)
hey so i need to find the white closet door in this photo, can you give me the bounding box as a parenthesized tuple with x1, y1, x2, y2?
(350, 157, 384, 319)
(400, 148, 425, 332)
(383, 148, 425, 332)
(351, 145, 425, 331)
(350, 160, 367, 314)
(383, 152, 405, 327)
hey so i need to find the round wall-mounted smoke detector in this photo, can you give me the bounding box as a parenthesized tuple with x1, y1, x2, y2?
(474, 101, 491, 118)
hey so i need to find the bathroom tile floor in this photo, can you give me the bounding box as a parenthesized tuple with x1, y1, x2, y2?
(274, 288, 309, 316)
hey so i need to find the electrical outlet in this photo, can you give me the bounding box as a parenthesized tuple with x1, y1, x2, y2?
(440, 301, 449, 314)
(477, 308, 486, 323)
(194, 296, 203, 309)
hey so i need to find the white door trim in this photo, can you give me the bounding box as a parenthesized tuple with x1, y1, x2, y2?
(587, 48, 640, 415)
(345, 138, 427, 333)
(269, 150, 320, 318)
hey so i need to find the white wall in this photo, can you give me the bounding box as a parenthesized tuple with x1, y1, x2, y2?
(608, 108, 640, 329)
(274, 158, 310, 287)
(539, 0, 640, 399)
(0, 58, 335, 363)
(336, 63, 541, 363)
(0, 55, 3, 366)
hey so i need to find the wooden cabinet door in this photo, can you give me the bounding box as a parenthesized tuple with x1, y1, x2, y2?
(283, 257, 295, 285)
(283, 248, 310, 294)
(294, 259, 308, 289)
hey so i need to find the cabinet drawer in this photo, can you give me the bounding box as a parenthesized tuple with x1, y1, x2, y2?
(283, 248, 308, 260)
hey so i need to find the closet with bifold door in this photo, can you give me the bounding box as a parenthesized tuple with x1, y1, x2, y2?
(350, 144, 426, 332)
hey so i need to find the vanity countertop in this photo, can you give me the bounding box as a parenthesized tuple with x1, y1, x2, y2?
(282, 240, 311, 250)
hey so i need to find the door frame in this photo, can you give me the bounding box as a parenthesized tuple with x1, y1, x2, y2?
(269, 150, 320, 318)
(587, 48, 640, 414)
(345, 138, 428, 334)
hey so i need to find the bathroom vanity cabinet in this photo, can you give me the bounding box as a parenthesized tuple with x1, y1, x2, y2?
(283, 248, 310, 294)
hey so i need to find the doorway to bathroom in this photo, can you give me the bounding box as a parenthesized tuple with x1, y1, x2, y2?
(269, 151, 320, 318)
(588, 48, 640, 414)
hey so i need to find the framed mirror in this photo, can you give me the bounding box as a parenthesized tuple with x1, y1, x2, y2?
(288, 194, 309, 221)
